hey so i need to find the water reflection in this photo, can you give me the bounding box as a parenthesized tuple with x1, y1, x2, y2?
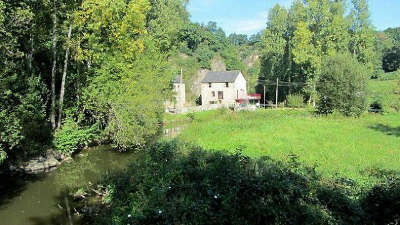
(0, 146, 138, 225)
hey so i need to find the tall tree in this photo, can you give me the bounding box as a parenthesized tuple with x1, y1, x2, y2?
(0, 0, 48, 163)
(50, 0, 58, 129)
(349, 0, 376, 73)
(260, 5, 288, 81)
(57, 23, 72, 129)
(73, 0, 173, 149)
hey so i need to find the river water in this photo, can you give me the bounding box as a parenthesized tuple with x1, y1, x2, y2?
(0, 146, 139, 225)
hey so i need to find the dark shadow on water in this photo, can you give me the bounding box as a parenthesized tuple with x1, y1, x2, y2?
(369, 124, 400, 137)
(0, 172, 45, 210)
(28, 194, 83, 225)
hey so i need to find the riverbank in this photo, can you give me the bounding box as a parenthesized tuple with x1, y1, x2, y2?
(7, 149, 70, 174)
(0, 145, 139, 225)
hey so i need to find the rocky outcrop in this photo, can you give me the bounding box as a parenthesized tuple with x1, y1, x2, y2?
(9, 150, 69, 174)
(211, 55, 226, 72)
(244, 53, 260, 68)
(190, 69, 210, 98)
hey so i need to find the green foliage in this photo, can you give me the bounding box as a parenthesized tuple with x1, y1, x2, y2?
(368, 79, 400, 112)
(259, 0, 378, 105)
(83, 142, 340, 225)
(79, 141, 400, 225)
(75, 1, 173, 150)
(361, 178, 400, 224)
(83, 44, 172, 149)
(287, 94, 304, 108)
(228, 33, 249, 46)
(379, 70, 400, 81)
(194, 43, 214, 69)
(317, 54, 368, 117)
(54, 118, 98, 155)
(220, 46, 245, 71)
(146, 0, 189, 52)
(186, 112, 195, 122)
(384, 27, 400, 47)
(382, 47, 400, 73)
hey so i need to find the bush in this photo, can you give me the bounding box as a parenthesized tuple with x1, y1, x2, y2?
(186, 112, 195, 121)
(76, 141, 400, 225)
(54, 118, 98, 155)
(361, 178, 400, 225)
(317, 54, 368, 117)
(287, 94, 304, 108)
(80, 142, 366, 225)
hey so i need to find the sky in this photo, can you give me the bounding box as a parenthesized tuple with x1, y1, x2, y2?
(187, 0, 400, 36)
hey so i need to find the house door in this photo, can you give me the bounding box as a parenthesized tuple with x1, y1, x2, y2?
(218, 91, 224, 100)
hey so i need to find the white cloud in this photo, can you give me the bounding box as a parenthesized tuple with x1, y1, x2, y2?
(226, 10, 268, 35)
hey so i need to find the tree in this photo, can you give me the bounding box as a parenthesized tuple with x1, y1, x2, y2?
(317, 53, 368, 117)
(147, 0, 189, 52)
(260, 5, 288, 82)
(229, 33, 248, 46)
(194, 43, 214, 69)
(382, 47, 400, 73)
(74, 0, 173, 149)
(385, 27, 400, 47)
(349, 0, 376, 74)
(50, 0, 58, 130)
(57, 23, 72, 129)
(0, 0, 48, 163)
(292, 21, 320, 105)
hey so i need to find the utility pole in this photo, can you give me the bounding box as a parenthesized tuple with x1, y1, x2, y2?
(263, 85, 266, 108)
(275, 78, 279, 109)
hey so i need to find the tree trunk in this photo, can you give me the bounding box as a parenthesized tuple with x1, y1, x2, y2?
(50, 0, 58, 130)
(57, 24, 72, 129)
(27, 35, 34, 73)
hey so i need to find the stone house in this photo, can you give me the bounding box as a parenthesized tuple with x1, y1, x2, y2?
(201, 70, 247, 106)
(165, 75, 186, 113)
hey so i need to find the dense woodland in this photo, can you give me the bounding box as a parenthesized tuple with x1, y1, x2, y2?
(1, 0, 400, 168)
(2, 0, 400, 224)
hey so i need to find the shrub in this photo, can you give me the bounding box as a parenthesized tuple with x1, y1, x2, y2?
(369, 100, 383, 113)
(80, 142, 360, 225)
(76, 141, 400, 225)
(54, 118, 98, 155)
(361, 178, 400, 225)
(287, 94, 304, 108)
(317, 53, 368, 117)
(186, 112, 195, 121)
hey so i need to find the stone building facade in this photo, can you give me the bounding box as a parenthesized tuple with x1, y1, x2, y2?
(201, 71, 247, 106)
(165, 75, 186, 113)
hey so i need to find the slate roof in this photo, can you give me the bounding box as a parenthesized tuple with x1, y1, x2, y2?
(201, 70, 241, 83)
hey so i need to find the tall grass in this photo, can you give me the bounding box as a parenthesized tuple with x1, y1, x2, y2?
(368, 79, 400, 112)
(178, 109, 400, 183)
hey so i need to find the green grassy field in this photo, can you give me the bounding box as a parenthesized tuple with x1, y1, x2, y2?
(368, 78, 400, 112)
(175, 109, 400, 183)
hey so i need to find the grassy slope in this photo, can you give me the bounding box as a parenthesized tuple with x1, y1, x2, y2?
(178, 109, 400, 182)
(368, 79, 399, 112)
(164, 79, 400, 183)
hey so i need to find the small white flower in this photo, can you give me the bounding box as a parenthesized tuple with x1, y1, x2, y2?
(128, 214, 132, 218)
(158, 210, 163, 214)
(214, 195, 218, 199)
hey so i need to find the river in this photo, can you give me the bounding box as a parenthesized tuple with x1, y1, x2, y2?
(0, 145, 139, 225)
